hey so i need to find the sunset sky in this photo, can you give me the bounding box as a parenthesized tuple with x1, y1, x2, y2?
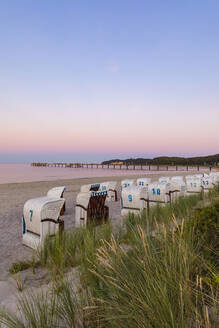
(0, 1, 218, 162)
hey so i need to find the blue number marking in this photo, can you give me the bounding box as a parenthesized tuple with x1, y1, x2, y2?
(152, 188, 156, 195)
(29, 210, 33, 222)
(157, 188, 160, 195)
(128, 194, 132, 202)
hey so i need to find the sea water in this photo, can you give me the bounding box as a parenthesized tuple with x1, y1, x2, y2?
(0, 163, 150, 184)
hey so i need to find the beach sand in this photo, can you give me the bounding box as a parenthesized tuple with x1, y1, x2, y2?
(0, 170, 200, 281)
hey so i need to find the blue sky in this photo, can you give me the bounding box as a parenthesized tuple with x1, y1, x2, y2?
(0, 0, 218, 162)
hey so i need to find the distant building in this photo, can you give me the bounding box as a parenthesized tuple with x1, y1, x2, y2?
(111, 161, 123, 165)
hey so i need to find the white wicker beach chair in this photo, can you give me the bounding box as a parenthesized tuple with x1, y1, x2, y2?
(170, 176, 186, 199)
(186, 176, 203, 194)
(201, 175, 215, 191)
(121, 179, 136, 189)
(99, 181, 118, 201)
(136, 178, 151, 187)
(209, 172, 219, 184)
(22, 197, 65, 250)
(121, 186, 148, 216)
(147, 182, 173, 207)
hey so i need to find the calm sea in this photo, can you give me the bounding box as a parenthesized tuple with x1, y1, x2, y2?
(0, 164, 149, 184)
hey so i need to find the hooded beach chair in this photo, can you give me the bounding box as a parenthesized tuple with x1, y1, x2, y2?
(121, 186, 148, 216)
(201, 175, 215, 191)
(22, 196, 65, 250)
(186, 175, 203, 194)
(170, 176, 186, 199)
(75, 190, 109, 226)
(121, 179, 136, 189)
(147, 182, 174, 209)
(99, 181, 118, 201)
(136, 178, 151, 187)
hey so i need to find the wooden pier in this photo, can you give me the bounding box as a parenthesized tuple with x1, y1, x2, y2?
(31, 162, 217, 172)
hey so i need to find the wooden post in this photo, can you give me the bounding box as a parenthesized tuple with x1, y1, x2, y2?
(149, 165, 151, 171)
(197, 166, 199, 171)
(176, 166, 178, 171)
(166, 166, 168, 171)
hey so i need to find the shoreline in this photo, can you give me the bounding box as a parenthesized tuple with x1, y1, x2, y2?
(0, 163, 211, 185)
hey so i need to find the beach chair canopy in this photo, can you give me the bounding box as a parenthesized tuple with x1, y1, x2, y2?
(23, 196, 65, 236)
(80, 183, 100, 193)
(148, 182, 171, 203)
(171, 176, 184, 181)
(201, 176, 215, 189)
(169, 179, 186, 199)
(194, 174, 204, 178)
(99, 181, 118, 201)
(121, 186, 147, 211)
(158, 177, 171, 184)
(137, 178, 151, 187)
(186, 176, 203, 193)
(121, 179, 136, 189)
(47, 186, 66, 198)
(209, 172, 219, 183)
(99, 181, 117, 191)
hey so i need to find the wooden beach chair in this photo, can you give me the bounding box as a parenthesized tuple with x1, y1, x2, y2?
(75, 190, 109, 226)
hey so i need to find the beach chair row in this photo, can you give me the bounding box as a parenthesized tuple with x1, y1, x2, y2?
(120, 173, 219, 216)
(22, 181, 118, 250)
(21, 173, 219, 250)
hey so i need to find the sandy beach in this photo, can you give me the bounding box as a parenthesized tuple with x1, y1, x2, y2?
(0, 170, 201, 282)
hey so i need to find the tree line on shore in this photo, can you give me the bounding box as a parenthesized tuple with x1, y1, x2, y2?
(102, 153, 219, 166)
